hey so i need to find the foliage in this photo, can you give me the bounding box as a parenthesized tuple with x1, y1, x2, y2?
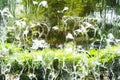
(45, 0, 66, 26)
(65, 0, 96, 16)
(21, 0, 47, 22)
(0, 0, 120, 80)
(0, 0, 8, 10)
(0, 43, 120, 79)
(20, 0, 98, 26)
(107, 17, 120, 38)
(10, 60, 23, 74)
(106, 0, 120, 7)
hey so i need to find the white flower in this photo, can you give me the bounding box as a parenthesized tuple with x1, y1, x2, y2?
(39, 1, 48, 8)
(63, 7, 69, 11)
(52, 26, 59, 30)
(37, 55, 43, 61)
(1, 7, 13, 18)
(31, 39, 49, 50)
(65, 48, 73, 53)
(33, 1, 38, 5)
(66, 33, 74, 40)
(107, 33, 114, 40)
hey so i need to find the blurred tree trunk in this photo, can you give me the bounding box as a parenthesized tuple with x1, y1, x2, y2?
(8, 0, 16, 17)
(102, 0, 106, 33)
(46, 0, 66, 27)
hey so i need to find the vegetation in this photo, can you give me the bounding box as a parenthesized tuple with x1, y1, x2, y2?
(0, 43, 120, 80)
(0, 0, 120, 80)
